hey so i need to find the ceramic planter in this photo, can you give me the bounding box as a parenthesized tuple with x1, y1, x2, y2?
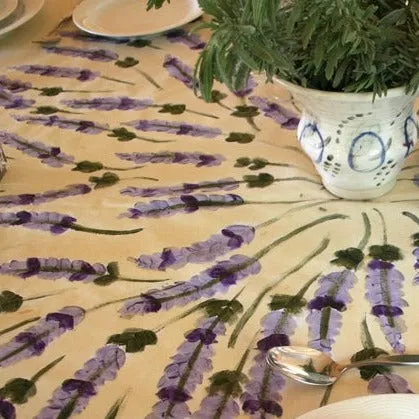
(277, 80, 419, 200)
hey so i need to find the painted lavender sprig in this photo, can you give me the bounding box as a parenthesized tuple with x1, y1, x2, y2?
(166, 29, 206, 49)
(116, 151, 225, 167)
(12, 114, 171, 143)
(0, 75, 32, 92)
(147, 297, 243, 418)
(0, 130, 74, 167)
(305, 212, 369, 354)
(0, 184, 91, 208)
(249, 96, 300, 129)
(35, 345, 125, 419)
(124, 119, 222, 138)
(41, 45, 118, 62)
(0, 306, 84, 367)
(0, 259, 168, 285)
(60, 96, 218, 119)
(12, 64, 131, 86)
(163, 55, 196, 89)
(0, 88, 34, 109)
(120, 215, 345, 317)
(136, 225, 255, 271)
(0, 210, 143, 235)
(368, 373, 414, 394)
(401, 212, 419, 284)
(365, 209, 407, 353)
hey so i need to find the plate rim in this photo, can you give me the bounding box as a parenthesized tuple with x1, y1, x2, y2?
(0, 0, 18, 22)
(72, 0, 203, 39)
(297, 394, 419, 419)
(0, 0, 45, 37)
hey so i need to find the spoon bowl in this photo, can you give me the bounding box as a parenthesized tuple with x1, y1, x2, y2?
(266, 346, 419, 386)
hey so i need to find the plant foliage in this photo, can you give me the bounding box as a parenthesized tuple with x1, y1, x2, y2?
(147, 0, 419, 99)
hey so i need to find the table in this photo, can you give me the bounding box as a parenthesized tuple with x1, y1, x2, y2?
(1, 2, 419, 418)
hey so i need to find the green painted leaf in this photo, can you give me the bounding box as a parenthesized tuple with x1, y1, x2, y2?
(108, 128, 136, 141)
(39, 87, 64, 96)
(208, 370, 247, 396)
(209, 90, 228, 102)
(32, 106, 60, 115)
(248, 158, 268, 170)
(203, 299, 243, 323)
(0, 291, 23, 313)
(127, 39, 152, 48)
(0, 378, 36, 404)
(225, 132, 255, 144)
(89, 172, 120, 189)
(159, 104, 186, 115)
(105, 395, 127, 419)
(72, 161, 104, 173)
(243, 173, 275, 188)
(350, 347, 391, 381)
(234, 157, 251, 167)
(330, 247, 364, 269)
(93, 275, 118, 286)
(107, 329, 157, 353)
(412, 233, 419, 247)
(107, 262, 120, 277)
(269, 294, 307, 314)
(115, 57, 139, 68)
(231, 105, 260, 118)
(368, 244, 402, 262)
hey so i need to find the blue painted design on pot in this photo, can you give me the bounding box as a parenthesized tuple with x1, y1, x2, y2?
(348, 132, 386, 173)
(403, 116, 419, 157)
(298, 123, 325, 163)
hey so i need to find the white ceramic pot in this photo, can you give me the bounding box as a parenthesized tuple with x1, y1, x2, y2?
(277, 80, 419, 200)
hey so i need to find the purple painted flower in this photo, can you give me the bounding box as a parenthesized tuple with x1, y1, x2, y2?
(166, 29, 206, 50)
(0, 88, 34, 109)
(0, 184, 91, 208)
(13, 65, 99, 81)
(0, 306, 84, 367)
(120, 255, 261, 317)
(0, 131, 74, 167)
(233, 76, 257, 98)
(0, 211, 78, 234)
(306, 270, 356, 353)
(0, 75, 32, 92)
(12, 115, 109, 134)
(137, 225, 255, 270)
(413, 248, 419, 284)
(163, 55, 196, 89)
(61, 96, 153, 111)
(116, 151, 225, 167)
(42, 45, 118, 62)
(0, 400, 16, 419)
(241, 310, 296, 418)
(0, 257, 107, 281)
(365, 260, 407, 353)
(193, 394, 240, 419)
(368, 373, 414, 394)
(35, 344, 125, 419)
(147, 316, 226, 418)
(124, 119, 222, 138)
(121, 194, 244, 219)
(249, 96, 300, 129)
(120, 178, 238, 198)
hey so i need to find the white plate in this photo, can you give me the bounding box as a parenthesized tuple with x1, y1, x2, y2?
(298, 395, 419, 419)
(0, 0, 44, 37)
(73, 0, 202, 38)
(0, 0, 18, 22)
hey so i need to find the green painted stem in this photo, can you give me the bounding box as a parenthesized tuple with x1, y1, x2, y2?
(70, 224, 143, 235)
(373, 208, 387, 245)
(100, 75, 135, 86)
(185, 109, 219, 119)
(402, 211, 419, 226)
(117, 277, 170, 283)
(31, 355, 65, 382)
(134, 68, 162, 90)
(103, 166, 144, 171)
(357, 212, 371, 251)
(0, 317, 40, 337)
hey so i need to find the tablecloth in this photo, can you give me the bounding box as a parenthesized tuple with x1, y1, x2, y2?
(1, 1, 419, 418)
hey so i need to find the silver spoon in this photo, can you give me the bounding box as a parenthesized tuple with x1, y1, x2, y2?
(266, 346, 419, 386)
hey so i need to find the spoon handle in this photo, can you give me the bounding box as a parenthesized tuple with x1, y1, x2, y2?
(349, 354, 419, 369)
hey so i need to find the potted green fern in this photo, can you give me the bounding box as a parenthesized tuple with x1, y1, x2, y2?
(148, 0, 419, 199)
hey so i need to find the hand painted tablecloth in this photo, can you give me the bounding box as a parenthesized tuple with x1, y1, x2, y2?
(1, 2, 419, 418)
